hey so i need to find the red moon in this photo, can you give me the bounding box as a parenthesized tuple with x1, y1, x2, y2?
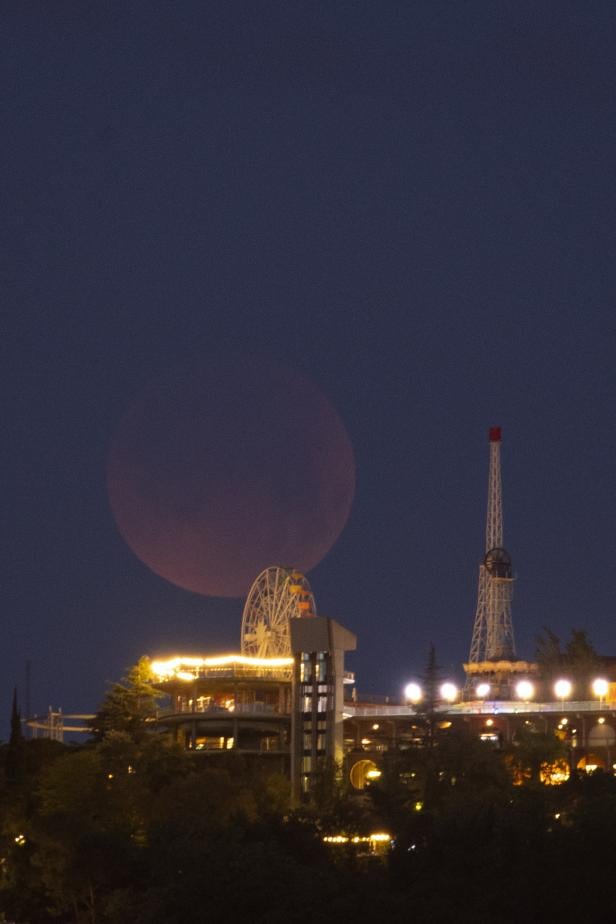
(107, 358, 355, 597)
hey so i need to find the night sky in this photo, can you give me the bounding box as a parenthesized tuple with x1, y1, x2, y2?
(4, 2, 616, 725)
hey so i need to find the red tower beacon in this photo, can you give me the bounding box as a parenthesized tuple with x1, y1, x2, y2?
(489, 426, 502, 443)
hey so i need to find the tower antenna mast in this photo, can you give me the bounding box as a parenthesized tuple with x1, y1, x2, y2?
(465, 427, 517, 696)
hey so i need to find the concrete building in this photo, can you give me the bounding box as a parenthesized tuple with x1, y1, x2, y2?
(152, 615, 356, 800)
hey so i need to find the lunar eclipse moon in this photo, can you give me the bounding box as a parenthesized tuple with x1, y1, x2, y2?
(107, 357, 355, 597)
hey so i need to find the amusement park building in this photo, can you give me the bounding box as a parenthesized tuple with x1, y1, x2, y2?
(152, 615, 356, 801)
(151, 640, 616, 795)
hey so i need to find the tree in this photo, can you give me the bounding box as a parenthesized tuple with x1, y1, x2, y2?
(92, 657, 161, 743)
(5, 687, 24, 784)
(507, 726, 566, 786)
(564, 629, 600, 691)
(416, 643, 440, 749)
(34, 747, 145, 922)
(535, 627, 562, 683)
(434, 727, 511, 798)
(409, 645, 444, 810)
(9, 687, 23, 747)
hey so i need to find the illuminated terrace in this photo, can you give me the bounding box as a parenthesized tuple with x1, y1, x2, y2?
(151, 654, 294, 683)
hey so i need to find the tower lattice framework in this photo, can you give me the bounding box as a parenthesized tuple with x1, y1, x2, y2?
(467, 427, 515, 665)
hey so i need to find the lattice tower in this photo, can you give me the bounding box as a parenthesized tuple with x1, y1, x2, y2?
(467, 427, 515, 664)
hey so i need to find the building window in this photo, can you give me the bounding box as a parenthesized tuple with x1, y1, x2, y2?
(300, 654, 312, 682)
(315, 653, 326, 682)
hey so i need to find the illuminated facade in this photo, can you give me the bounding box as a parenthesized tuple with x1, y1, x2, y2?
(344, 690, 616, 786)
(290, 617, 356, 800)
(152, 618, 356, 799)
(151, 647, 616, 793)
(153, 656, 293, 775)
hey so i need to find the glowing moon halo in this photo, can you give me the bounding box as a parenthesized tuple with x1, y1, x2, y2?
(107, 358, 355, 597)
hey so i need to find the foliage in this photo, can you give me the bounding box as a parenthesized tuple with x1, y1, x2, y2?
(5, 689, 25, 785)
(535, 626, 562, 681)
(4, 658, 616, 921)
(537, 627, 601, 692)
(507, 725, 566, 786)
(564, 628, 600, 689)
(92, 656, 161, 743)
(419, 643, 440, 725)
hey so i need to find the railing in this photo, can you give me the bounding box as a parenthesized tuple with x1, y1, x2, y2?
(449, 700, 616, 715)
(162, 665, 292, 681)
(193, 738, 286, 753)
(345, 700, 616, 718)
(159, 701, 285, 717)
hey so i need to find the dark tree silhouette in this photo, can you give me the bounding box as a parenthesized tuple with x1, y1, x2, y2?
(5, 687, 24, 783)
(92, 657, 161, 743)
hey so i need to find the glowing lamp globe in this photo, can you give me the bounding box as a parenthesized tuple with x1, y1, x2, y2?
(476, 682, 491, 698)
(554, 679, 572, 700)
(404, 682, 422, 704)
(440, 682, 458, 703)
(515, 680, 535, 701)
(593, 678, 609, 697)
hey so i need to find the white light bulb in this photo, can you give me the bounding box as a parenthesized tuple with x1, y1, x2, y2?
(404, 682, 422, 704)
(440, 682, 458, 703)
(515, 680, 535, 700)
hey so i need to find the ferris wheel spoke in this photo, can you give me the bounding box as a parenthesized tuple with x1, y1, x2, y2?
(241, 566, 316, 658)
(271, 570, 292, 625)
(270, 590, 288, 627)
(255, 580, 269, 608)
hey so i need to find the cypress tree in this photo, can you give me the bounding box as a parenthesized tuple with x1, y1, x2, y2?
(6, 687, 24, 782)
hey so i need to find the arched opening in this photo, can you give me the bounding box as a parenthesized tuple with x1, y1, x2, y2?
(349, 759, 380, 790)
(577, 753, 606, 773)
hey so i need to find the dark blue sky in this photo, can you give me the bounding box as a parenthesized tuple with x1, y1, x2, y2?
(4, 2, 616, 723)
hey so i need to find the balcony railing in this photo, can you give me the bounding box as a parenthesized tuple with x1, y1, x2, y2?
(160, 664, 292, 682)
(160, 701, 287, 717)
(345, 700, 616, 718)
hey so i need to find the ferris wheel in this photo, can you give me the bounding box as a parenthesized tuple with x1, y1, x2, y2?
(240, 566, 317, 658)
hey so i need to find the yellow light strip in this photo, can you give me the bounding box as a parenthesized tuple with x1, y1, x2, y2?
(151, 653, 294, 678)
(322, 832, 391, 845)
(204, 655, 294, 668)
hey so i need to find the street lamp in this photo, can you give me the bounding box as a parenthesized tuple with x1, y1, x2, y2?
(554, 678, 572, 708)
(476, 682, 491, 699)
(404, 682, 422, 704)
(592, 678, 609, 710)
(440, 682, 458, 704)
(515, 680, 535, 701)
